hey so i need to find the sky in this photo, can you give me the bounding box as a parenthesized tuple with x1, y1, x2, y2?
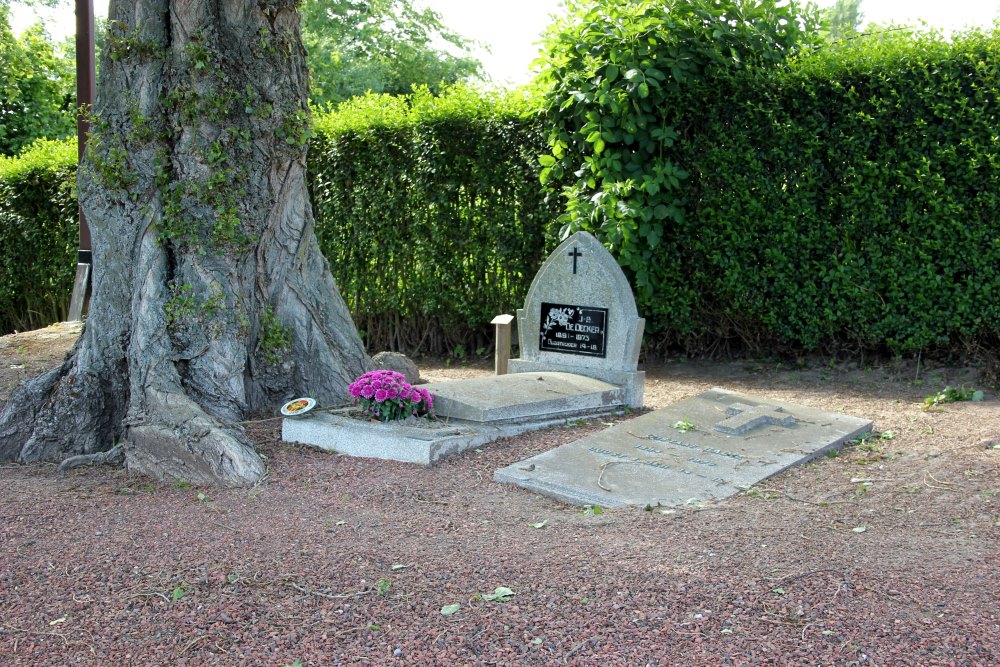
(10, 0, 1000, 87)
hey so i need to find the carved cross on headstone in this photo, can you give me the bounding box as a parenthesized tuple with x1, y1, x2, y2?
(568, 247, 582, 274)
(714, 403, 797, 435)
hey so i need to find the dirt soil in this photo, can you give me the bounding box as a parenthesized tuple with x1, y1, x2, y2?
(1, 324, 997, 666)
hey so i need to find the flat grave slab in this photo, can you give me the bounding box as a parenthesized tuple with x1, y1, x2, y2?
(494, 388, 873, 508)
(423, 372, 625, 423)
(281, 409, 617, 466)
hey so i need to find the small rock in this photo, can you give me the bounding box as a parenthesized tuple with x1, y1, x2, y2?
(371, 351, 421, 384)
(95, 531, 103, 536)
(393, 648, 402, 657)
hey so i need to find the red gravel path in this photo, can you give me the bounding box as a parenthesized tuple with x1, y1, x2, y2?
(2, 356, 998, 665)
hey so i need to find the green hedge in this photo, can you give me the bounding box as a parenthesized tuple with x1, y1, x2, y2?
(4, 32, 998, 361)
(674, 28, 1000, 355)
(310, 85, 560, 354)
(0, 138, 78, 333)
(536, 10, 1000, 357)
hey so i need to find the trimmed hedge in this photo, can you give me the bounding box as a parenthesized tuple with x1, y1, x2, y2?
(310, 86, 560, 354)
(675, 28, 1000, 355)
(0, 139, 78, 333)
(2, 30, 998, 360)
(535, 15, 1000, 357)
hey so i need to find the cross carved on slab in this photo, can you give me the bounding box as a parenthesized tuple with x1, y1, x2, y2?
(714, 403, 797, 435)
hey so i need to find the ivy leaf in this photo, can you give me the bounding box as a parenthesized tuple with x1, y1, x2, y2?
(440, 603, 461, 616)
(530, 519, 548, 529)
(479, 586, 515, 602)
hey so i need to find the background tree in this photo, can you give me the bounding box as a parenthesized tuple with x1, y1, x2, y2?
(823, 0, 864, 41)
(0, 0, 370, 485)
(301, 0, 483, 106)
(0, 2, 75, 155)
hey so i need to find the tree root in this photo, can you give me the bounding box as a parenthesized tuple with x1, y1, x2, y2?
(123, 387, 266, 487)
(58, 444, 125, 474)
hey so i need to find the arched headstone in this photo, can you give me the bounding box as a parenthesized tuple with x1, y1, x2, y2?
(509, 231, 645, 407)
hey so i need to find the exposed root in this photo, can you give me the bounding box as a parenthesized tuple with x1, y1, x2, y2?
(58, 444, 125, 474)
(123, 388, 265, 487)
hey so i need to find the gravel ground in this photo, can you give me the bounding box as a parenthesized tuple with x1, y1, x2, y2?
(1, 326, 998, 666)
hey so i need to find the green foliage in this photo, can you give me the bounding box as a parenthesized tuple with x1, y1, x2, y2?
(923, 386, 985, 410)
(164, 281, 224, 336)
(105, 19, 160, 63)
(5, 26, 999, 362)
(301, 0, 482, 107)
(0, 7, 75, 156)
(683, 27, 1000, 354)
(535, 0, 821, 305)
(0, 137, 76, 332)
(259, 305, 291, 364)
(538, 2, 1000, 356)
(475, 586, 515, 603)
(310, 84, 560, 354)
(671, 419, 696, 432)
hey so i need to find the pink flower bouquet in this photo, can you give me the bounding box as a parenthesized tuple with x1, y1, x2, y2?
(348, 369, 435, 422)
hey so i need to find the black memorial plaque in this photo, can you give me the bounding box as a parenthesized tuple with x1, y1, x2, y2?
(539, 302, 608, 358)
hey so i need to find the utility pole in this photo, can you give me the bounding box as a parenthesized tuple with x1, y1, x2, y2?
(67, 0, 95, 322)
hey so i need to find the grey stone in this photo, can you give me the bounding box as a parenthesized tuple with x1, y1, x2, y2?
(714, 403, 796, 435)
(371, 351, 421, 385)
(423, 372, 625, 423)
(494, 388, 873, 508)
(281, 410, 615, 466)
(508, 231, 645, 407)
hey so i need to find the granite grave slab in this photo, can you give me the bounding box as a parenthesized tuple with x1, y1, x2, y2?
(281, 231, 644, 464)
(494, 389, 872, 508)
(424, 372, 625, 423)
(281, 409, 613, 466)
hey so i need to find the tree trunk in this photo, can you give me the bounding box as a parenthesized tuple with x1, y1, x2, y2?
(0, 0, 369, 485)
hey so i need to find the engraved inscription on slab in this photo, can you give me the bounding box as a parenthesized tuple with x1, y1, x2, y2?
(714, 403, 797, 435)
(539, 302, 608, 358)
(494, 388, 874, 508)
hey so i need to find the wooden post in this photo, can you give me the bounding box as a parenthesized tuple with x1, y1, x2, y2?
(491, 314, 514, 376)
(68, 0, 96, 322)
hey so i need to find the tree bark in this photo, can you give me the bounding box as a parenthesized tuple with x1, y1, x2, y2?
(0, 0, 369, 485)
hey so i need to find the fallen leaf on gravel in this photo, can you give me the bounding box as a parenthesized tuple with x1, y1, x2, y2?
(852, 526, 867, 533)
(479, 587, 515, 602)
(391, 564, 408, 571)
(49, 616, 66, 625)
(440, 603, 461, 616)
(335, 520, 347, 526)
(530, 520, 548, 529)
